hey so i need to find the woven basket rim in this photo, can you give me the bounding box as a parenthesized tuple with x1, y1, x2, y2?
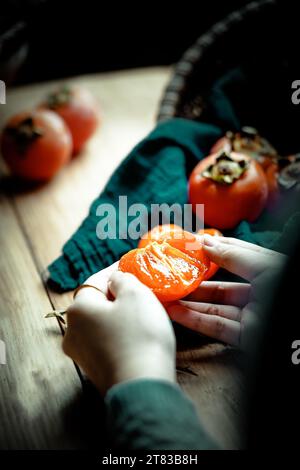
(157, 0, 276, 122)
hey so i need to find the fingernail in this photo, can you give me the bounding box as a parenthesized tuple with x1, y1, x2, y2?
(203, 234, 217, 247)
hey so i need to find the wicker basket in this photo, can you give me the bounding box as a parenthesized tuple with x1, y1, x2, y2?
(157, 0, 276, 123)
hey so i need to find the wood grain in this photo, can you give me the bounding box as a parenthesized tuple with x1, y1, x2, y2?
(177, 341, 244, 448)
(0, 197, 87, 449)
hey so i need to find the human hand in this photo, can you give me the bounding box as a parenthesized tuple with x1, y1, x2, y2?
(63, 270, 176, 395)
(166, 236, 287, 348)
(80, 260, 119, 297)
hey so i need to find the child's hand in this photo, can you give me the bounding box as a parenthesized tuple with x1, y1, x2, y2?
(166, 236, 287, 349)
(63, 271, 176, 395)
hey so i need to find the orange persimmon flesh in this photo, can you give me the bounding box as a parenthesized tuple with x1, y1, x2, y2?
(119, 241, 208, 302)
(139, 224, 223, 280)
(138, 224, 184, 248)
(138, 224, 210, 270)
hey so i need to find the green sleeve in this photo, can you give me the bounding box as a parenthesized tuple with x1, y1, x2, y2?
(105, 379, 218, 450)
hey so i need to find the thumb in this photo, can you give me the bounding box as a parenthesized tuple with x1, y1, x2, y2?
(108, 270, 141, 298)
(202, 234, 268, 281)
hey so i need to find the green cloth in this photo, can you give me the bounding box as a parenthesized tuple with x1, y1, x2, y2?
(105, 379, 217, 450)
(47, 66, 300, 291)
(48, 119, 222, 290)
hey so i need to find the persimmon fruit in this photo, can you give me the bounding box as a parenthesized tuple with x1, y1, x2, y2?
(119, 241, 208, 302)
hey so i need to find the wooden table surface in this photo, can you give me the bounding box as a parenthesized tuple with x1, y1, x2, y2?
(0, 67, 243, 450)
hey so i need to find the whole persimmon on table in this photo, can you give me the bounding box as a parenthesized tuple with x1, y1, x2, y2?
(0, 68, 243, 450)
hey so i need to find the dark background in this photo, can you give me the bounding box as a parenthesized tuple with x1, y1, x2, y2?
(1, 0, 249, 85)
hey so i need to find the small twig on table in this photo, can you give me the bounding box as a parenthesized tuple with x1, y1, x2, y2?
(45, 310, 67, 335)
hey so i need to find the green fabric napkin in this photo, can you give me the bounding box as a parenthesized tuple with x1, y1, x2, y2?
(48, 66, 300, 291)
(48, 119, 222, 290)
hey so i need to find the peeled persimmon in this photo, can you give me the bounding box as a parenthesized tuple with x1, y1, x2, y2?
(138, 224, 183, 248)
(119, 241, 208, 302)
(138, 224, 210, 268)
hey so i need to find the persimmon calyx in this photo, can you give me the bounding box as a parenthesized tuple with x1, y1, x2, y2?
(202, 152, 248, 185)
(46, 86, 72, 109)
(227, 126, 278, 160)
(5, 117, 43, 154)
(278, 156, 300, 190)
